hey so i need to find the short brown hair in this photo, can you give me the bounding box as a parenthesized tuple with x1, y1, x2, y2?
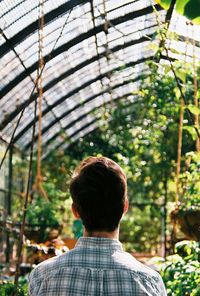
(70, 156, 127, 232)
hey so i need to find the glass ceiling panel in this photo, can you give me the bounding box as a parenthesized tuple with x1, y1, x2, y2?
(43, 42, 151, 90)
(15, 110, 58, 147)
(67, 114, 95, 137)
(42, 123, 62, 143)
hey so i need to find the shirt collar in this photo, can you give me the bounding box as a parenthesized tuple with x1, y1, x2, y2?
(75, 236, 123, 251)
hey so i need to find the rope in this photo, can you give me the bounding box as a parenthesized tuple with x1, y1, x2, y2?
(35, 0, 48, 200)
(192, 24, 200, 152)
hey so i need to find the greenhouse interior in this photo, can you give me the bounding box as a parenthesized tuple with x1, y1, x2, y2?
(0, 0, 200, 295)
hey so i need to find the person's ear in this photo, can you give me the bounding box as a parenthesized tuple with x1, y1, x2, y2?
(123, 197, 129, 215)
(72, 202, 80, 218)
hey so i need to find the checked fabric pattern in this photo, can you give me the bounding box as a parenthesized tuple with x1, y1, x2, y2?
(28, 237, 167, 296)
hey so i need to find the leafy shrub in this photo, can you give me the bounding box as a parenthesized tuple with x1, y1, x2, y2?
(161, 241, 200, 295)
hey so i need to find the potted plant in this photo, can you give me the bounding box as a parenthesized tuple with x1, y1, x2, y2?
(171, 152, 200, 241)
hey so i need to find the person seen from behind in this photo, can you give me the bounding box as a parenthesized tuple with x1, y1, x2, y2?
(29, 156, 167, 295)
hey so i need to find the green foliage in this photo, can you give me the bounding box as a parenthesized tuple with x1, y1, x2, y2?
(0, 278, 28, 296)
(24, 182, 70, 242)
(120, 206, 162, 253)
(155, 0, 200, 24)
(161, 241, 200, 295)
(179, 151, 200, 210)
(26, 196, 60, 228)
(26, 182, 66, 227)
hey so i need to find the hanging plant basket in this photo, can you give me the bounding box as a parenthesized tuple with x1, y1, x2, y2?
(171, 208, 200, 241)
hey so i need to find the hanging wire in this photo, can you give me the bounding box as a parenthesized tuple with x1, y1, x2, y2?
(50, 7, 73, 54)
(0, 6, 73, 170)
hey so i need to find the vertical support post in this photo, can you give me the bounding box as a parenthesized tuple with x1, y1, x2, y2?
(5, 144, 13, 263)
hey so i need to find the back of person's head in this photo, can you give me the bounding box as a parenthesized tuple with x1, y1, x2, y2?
(70, 156, 127, 232)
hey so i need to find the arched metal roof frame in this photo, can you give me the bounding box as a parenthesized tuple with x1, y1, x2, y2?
(1, 0, 200, 154)
(0, 21, 157, 117)
(0, 2, 164, 150)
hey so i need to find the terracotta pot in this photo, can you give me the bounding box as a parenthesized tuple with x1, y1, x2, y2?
(171, 209, 200, 241)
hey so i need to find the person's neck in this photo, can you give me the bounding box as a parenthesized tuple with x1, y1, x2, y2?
(84, 228, 119, 240)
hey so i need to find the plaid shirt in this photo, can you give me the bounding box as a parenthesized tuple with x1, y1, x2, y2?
(29, 237, 167, 296)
